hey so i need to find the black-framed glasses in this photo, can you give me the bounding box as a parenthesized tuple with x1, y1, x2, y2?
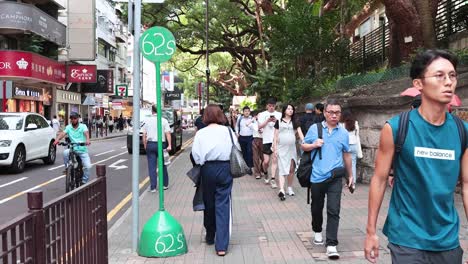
(326, 111, 341, 116)
(422, 72, 457, 82)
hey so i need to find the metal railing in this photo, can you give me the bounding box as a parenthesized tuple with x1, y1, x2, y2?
(0, 165, 108, 264)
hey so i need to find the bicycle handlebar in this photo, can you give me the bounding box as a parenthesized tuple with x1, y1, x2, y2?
(59, 142, 86, 147)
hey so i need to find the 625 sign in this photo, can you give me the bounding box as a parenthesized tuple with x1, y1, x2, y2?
(140, 26, 176, 63)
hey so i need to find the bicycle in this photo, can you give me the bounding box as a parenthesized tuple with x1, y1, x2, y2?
(59, 141, 86, 192)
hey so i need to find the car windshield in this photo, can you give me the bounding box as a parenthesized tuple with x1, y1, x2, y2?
(0, 115, 24, 130)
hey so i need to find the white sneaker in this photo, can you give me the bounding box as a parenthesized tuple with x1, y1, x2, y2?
(326, 246, 340, 260)
(313, 232, 324, 245)
(264, 178, 270, 184)
(270, 179, 277, 189)
(287, 187, 295, 196)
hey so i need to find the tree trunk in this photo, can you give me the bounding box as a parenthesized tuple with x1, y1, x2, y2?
(414, 0, 438, 49)
(383, 0, 439, 67)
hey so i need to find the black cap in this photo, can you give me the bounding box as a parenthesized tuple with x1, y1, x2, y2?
(70, 112, 79, 118)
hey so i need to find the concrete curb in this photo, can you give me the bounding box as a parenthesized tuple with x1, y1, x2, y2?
(90, 133, 127, 142)
(107, 146, 187, 237)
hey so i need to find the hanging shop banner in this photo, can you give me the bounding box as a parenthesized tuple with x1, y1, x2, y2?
(0, 50, 66, 85)
(67, 65, 97, 83)
(81, 70, 114, 93)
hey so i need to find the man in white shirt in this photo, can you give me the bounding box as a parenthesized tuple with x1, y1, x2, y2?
(235, 106, 254, 172)
(51, 115, 60, 135)
(143, 105, 172, 192)
(257, 98, 282, 188)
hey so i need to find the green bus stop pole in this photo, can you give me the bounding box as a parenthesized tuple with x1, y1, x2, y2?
(138, 26, 187, 257)
(155, 62, 165, 210)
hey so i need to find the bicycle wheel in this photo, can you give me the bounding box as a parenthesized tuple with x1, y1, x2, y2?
(76, 166, 83, 188)
(65, 166, 74, 192)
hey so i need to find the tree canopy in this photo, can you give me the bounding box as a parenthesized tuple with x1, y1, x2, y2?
(135, 0, 445, 107)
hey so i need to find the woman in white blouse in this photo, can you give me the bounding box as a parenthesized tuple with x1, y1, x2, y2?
(191, 104, 239, 257)
(340, 109, 363, 189)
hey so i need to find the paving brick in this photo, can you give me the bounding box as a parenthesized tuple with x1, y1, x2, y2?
(108, 144, 468, 263)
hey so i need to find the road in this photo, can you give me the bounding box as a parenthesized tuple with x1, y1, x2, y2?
(0, 128, 195, 229)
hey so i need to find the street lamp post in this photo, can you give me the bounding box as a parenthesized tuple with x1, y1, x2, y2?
(205, 0, 210, 105)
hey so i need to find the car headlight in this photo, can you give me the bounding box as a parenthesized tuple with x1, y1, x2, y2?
(0, 140, 12, 147)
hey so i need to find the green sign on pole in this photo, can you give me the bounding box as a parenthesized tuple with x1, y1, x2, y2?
(138, 26, 187, 258)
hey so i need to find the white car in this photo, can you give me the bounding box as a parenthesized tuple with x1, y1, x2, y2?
(0, 112, 57, 173)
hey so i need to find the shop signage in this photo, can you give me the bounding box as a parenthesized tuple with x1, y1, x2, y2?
(67, 65, 97, 83)
(164, 92, 181, 101)
(115, 84, 128, 97)
(13, 86, 43, 101)
(81, 70, 114, 93)
(0, 50, 66, 85)
(56, 89, 81, 104)
(0, 2, 66, 46)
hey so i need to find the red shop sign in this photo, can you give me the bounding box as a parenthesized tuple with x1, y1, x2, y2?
(0, 50, 66, 85)
(67, 64, 97, 83)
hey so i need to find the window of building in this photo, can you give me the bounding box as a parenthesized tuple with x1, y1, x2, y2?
(359, 18, 372, 38)
(98, 40, 107, 57)
(109, 50, 116, 62)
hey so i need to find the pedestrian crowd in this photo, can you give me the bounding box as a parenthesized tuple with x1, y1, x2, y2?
(153, 49, 468, 263)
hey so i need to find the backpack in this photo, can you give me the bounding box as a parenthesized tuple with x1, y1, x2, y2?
(296, 122, 323, 204)
(393, 110, 467, 177)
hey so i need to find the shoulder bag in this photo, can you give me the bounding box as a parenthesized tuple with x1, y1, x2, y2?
(227, 127, 250, 178)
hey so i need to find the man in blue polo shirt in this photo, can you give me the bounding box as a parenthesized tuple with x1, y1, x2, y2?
(302, 99, 354, 260)
(365, 49, 468, 264)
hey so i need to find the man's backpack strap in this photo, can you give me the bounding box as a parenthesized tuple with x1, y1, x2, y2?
(307, 123, 323, 204)
(393, 111, 411, 174)
(452, 114, 467, 156)
(317, 122, 323, 160)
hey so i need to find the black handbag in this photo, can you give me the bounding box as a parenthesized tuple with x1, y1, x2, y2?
(227, 127, 250, 178)
(296, 122, 323, 188)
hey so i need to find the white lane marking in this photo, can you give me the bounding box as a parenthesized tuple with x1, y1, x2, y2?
(0, 177, 28, 189)
(0, 175, 65, 205)
(109, 159, 128, 170)
(93, 151, 127, 165)
(48, 164, 65, 171)
(121, 146, 127, 149)
(94, 150, 115, 157)
(0, 151, 129, 205)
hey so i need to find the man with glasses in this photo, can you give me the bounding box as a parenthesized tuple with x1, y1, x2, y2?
(54, 112, 92, 184)
(365, 49, 468, 263)
(301, 99, 354, 259)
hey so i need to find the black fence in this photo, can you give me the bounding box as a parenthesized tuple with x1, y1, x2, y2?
(349, 0, 467, 72)
(0, 165, 108, 264)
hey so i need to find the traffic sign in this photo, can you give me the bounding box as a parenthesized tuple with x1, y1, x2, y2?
(115, 84, 128, 97)
(140, 26, 176, 63)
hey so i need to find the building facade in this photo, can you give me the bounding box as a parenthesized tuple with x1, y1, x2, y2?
(0, 0, 66, 120)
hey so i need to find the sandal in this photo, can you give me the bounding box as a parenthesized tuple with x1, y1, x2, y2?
(216, 251, 226, 256)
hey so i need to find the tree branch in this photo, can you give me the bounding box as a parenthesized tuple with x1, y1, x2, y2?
(229, 0, 256, 17)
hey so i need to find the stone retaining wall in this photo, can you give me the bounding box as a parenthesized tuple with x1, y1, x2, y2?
(308, 70, 468, 183)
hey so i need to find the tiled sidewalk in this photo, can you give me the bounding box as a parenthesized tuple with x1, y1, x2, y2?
(108, 147, 468, 263)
